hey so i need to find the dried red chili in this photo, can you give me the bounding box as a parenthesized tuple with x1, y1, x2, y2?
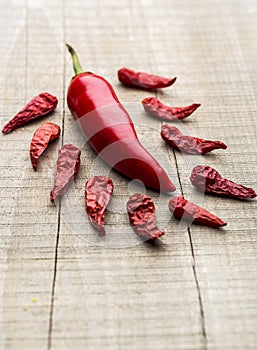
(142, 97, 200, 121)
(2, 92, 58, 134)
(118, 68, 176, 90)
(161, 125, 227, 154)
(66, 44, 175, 193)
(127, 193, 164, 240)
(85, 176, 114, 236)
(190, 165, 256, 200)
(50, 144, 81, 203)
(30, 122, 60, 170)
(169, 196, 227, 228)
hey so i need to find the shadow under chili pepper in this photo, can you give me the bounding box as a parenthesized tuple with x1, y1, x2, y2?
(193, 226, 227, 235)
(142, 112, 195, 125)
(193, 189, 257, 202)
(143, 238, 165, 251)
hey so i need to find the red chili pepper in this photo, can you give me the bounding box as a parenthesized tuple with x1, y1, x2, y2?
(2, 92, 58, 134)
(161, 125, 227, 154)
(118, 67, 176, 91)
(169, 196, 227, 228)
(30, 122, 60, 170)
(66, 44, 175, 193)
(50, 144, 81, 203)
(127, 193, 164, 240)
(85, 176, 114, 236)
(190, 165, 257, 200)
(142, 97, 200, 121)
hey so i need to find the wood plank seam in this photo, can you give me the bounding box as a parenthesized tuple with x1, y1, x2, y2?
(47, 201, 61, 350)
(47, 2, 67, 348)
(157, 91, 208, 349)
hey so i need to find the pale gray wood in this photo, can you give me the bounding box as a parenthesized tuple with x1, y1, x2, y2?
(0, 1, 64, 349)
(0, 0, 256, 349)
(148, 0, 257, 349)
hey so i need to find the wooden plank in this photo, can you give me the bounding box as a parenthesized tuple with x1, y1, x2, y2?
(0, 1, 64, 349)
(51, 1, 203, 349)
(150, 0, 257, 349)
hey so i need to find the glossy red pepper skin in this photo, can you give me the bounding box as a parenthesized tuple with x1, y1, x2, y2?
(161, 125, 227, 154)
(50, 144, 81, 203)
(2, 92, 58, 134)
(66, 46, 175, 193)
(190, 165, 257, 200)
(30, 122, 60, 170)
(85, 176, 114, 236)
(127, 193, 164, 240)
(142, 97, 200, 121)
(118, 68, 176, 91)
(169, 196, 227, 228)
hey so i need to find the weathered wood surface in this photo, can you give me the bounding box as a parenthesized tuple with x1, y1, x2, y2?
(0, 0, 257, 349)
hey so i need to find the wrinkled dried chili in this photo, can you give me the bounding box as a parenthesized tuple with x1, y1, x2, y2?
(127, 193, 164, 240)
(66, 44, 175, 193)
(50, 144, 81, 203)
(169, 196, 227, 228)
(2, 92, 58, 134)
(30, 122, 60, 170)
(85, 176, 114, 236)
(118, 67, 176, 90)
(190, 165, 256, 200)
(142, 97, 200, 121)
(161, 125, 227, 154)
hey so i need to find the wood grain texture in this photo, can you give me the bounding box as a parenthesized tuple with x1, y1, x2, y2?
(0, 1, 64, 349)
(0, 0, 257, 349)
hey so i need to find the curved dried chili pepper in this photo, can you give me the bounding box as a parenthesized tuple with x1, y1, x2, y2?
(50, 144, 81, 203)
(169, 196, 227, 228)
(30, 122, 60, 170)
(85, 176, 114, 236)
(161, 125, 227, 154)
(118, 67, 176, 91)
(190, 165, 256, 200)
(2, 92, 58, 134)
(127, 193, 164, 240)
(142, 97, 200, 121)
(66, 44, 175, 193)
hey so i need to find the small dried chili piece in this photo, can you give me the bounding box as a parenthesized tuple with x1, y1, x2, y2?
(161, 125, 227, 154)
(2, 92, 58, 134)
(127, 193, 164, 240)
(30, 122, 61, 170)
(169, 196, 227, 228)
(85, 176, 114, 236)
(50, 144, 81, 203)
(118, 68, 176, 91)
(142, 97, 200, 121)
(190, 165, 257, 200)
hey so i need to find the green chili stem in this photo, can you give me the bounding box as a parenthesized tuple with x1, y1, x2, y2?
(66, 43, 84, 75)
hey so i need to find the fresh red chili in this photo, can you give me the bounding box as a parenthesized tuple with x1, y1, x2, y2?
(50, 144, 81, 203)
(2, 92, 58, 134)
(190, 165, 256, 200)
(127, 193, 164, 240)
(161, 125, 227, 154)
(85, 176, 114, 236)
(66, 44, 175, 193)
(142, 97, 200, 121)
(169, 196, 227, 228)
(30, 122, 60, 170)
(118, 67, 176, 91)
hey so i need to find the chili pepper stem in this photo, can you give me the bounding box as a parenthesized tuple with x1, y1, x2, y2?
(66, 43, 84, 76)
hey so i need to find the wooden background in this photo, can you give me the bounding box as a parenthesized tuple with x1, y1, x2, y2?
(0, 0, 257, 349)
